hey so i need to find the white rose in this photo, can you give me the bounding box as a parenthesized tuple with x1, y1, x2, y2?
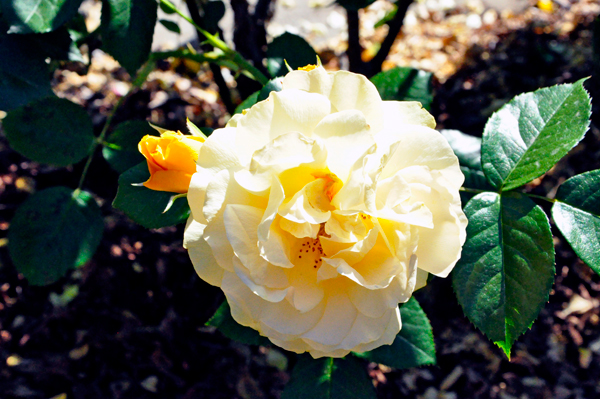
(184, 66, 467, 358)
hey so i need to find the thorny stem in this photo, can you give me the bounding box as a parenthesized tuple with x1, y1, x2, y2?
(76, 60, 156, 191)
(160, 0, 269, 85)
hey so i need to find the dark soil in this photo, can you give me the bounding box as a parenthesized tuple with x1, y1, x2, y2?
(1, 13, 600, 399)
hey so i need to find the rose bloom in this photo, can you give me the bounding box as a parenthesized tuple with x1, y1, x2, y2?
(139, 131, 205, 193)
(184, 66, 467, 358)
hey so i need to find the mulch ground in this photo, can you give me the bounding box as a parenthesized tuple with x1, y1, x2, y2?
(1, 2, 600, 398)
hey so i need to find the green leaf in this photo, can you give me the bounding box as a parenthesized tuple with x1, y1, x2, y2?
(257, 77, 284, 102)
(552, 169, 600, 275)
(3, 97, 94, 166)
(8, 187, 103, 286)
(102, 120, 155, 173)
(0, 29, 54, 111)
(101, 0, 158, 75)
(481, 78, 592, 191)
(266, 33, 317, 78)
(439, 130, 494, 197)
(234, 77, 283, 114)
(1, 0, 83, 33)
(374, 4, 397, 28)
(282, 356, 376, 399)
(159, 19, 180, 34)
(186, 118, 210, 138)
(112, 162, 190, 229)
(335, 0, 377, 11)
(206, 301, 271, 346)
(354, 297, 435, 369)
(452, 192, 555, 357)
(234, 91, 259, 114)
(440, 129, 482, 171)
(202, 0, 225, 32)
(370, 67, 434, 110)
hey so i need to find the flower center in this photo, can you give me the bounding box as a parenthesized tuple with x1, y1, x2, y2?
(296, 224, 330, 269)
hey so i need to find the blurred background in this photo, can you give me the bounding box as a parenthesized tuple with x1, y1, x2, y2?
(1, 0, 600, 398)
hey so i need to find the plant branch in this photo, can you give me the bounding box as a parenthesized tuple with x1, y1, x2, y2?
(184, 0, 235, 114)
(346, 9, 364, 74)
(77, 60, 155, 191)
(367, 0, 414, 76)
(160, 0, 269, 85)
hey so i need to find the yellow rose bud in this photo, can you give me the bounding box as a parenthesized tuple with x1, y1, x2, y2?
(138, 131, 205, 193)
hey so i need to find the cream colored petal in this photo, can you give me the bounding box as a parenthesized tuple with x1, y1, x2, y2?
(330, 143, 379, 212)
(234, 90, 331, 166)
(347, 277, 408, 319)
(381, 101, 436, 130)
(282, 66, 333, 96)
(286, 272, 325, 313)
(352, 307, 400, 353)
(302, 293, 357, 346)
(313, 110, 375, 181)
(236, 132, 327, 194)
(326, 224, 379, 266)
(187, 169, 213, 224)
(303, 346, 351, 359)
(404, 170, 467, 277)
(376, 173, 411, 210)
(233, 258, 289, 303)
(340, 308, 395, 350)
(223, 204, 289, 288)
(328, 71, 384, 133)
(414, 268, 429, 291)
(183, 218, 224, 286)
(196, 127, 241, 172)
(260, 220, 296, 268)
(279, 217, 319, 239)
(316, 262, 339, 282)
(203, 215, 235, 273)
(324, 211, 370, 243)
(203, 169, 230, 223)
(378, 126, 463, 187)
(278, 179, 331, 225)
(258, 176, 285, 242)
(333, 232, 403, 289)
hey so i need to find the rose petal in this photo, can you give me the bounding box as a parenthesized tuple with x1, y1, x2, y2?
(313, 110, 375, 181)
(183, 218, 224, 286)
(381, 101, 436, 130)
(302, 293, 357, 346)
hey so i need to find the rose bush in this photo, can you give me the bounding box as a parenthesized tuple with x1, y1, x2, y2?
(184, 66, 467, 358)
(138, 130, 205, 193)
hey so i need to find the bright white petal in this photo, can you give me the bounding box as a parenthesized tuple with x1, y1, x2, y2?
(313, 110, 375, 181)
(381, 101, 436, 130)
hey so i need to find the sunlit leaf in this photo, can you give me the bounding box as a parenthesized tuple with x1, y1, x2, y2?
(371, 67, 433, 110)
(1, 0, 83, 33)
(552, 169, 600, 275)
(452, 192, 555, 357)
(481, 79, 591, 191)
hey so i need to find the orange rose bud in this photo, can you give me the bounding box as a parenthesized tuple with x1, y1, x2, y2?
(138, 131, 205, 193)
